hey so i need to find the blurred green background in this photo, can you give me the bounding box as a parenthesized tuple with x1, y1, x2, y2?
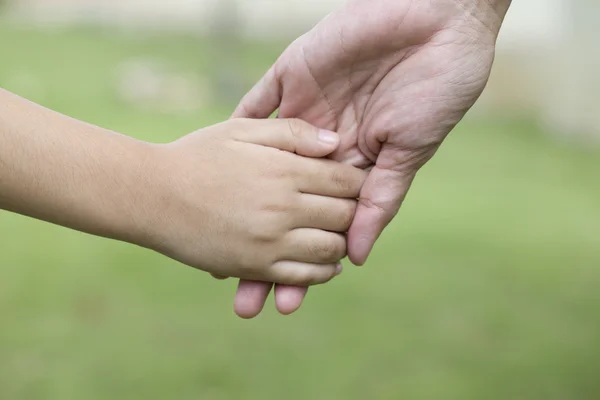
(1, 16, 600, 400)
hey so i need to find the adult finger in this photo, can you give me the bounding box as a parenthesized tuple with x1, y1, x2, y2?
(274, 262, 342, 315)
(347, 165, 414, 266)
(234, 280, 273, 319)
(274, 285, 309, 315)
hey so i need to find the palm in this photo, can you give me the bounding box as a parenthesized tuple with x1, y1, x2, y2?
(231, 0, 503, 318)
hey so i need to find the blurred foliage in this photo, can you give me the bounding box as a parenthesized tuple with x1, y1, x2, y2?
(1, 22, 600, 400)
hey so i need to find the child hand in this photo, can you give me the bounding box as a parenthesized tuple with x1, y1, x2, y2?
(139, 118, 366, 285)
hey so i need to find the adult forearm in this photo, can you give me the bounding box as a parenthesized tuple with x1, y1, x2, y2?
(0, 89, 152, 243)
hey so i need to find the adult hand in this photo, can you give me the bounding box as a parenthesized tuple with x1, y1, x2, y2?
(231, 0, 512, 318)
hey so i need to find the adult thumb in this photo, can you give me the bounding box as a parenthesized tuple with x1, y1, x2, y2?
(347, 165, 415, 266)
(232, 118, 340, 158)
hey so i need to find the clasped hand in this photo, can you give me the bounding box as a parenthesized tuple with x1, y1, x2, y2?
(226, 0, 511, 318)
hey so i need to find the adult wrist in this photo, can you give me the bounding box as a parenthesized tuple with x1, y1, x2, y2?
(453, 0, 512, 34)
(486, 0, 512, 18)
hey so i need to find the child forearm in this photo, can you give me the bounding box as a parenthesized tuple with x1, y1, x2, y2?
(0, 88, 152, 243)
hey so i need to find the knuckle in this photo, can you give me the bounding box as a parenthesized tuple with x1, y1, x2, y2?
(237, 251, 271, 277)
(301, 204, 326, 226)
(338, 200, 358, 231)
(259, 191, 298, 216)
(333, 236, 348, 260)
(358, 196, 388, 214)
(236, 258, 257, 275)
(248, 215, 281, 243)
(309, 242, 336, 262)
(330, 167, 359, 196)
(309, 236, 346, 263)
(235, 250, 258, 271)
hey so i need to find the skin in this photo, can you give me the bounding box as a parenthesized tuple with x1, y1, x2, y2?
(230, 0, 513, 318)
(0, 88, 366, 284)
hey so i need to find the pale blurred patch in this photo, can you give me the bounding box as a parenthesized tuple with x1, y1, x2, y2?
(114, 59, 209, 114)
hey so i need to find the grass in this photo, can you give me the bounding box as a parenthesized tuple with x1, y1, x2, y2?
(1, 22, 600, 400)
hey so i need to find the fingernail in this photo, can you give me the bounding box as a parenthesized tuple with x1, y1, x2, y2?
(335, 263, 343, 276)
(318, 129, 339, 144)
